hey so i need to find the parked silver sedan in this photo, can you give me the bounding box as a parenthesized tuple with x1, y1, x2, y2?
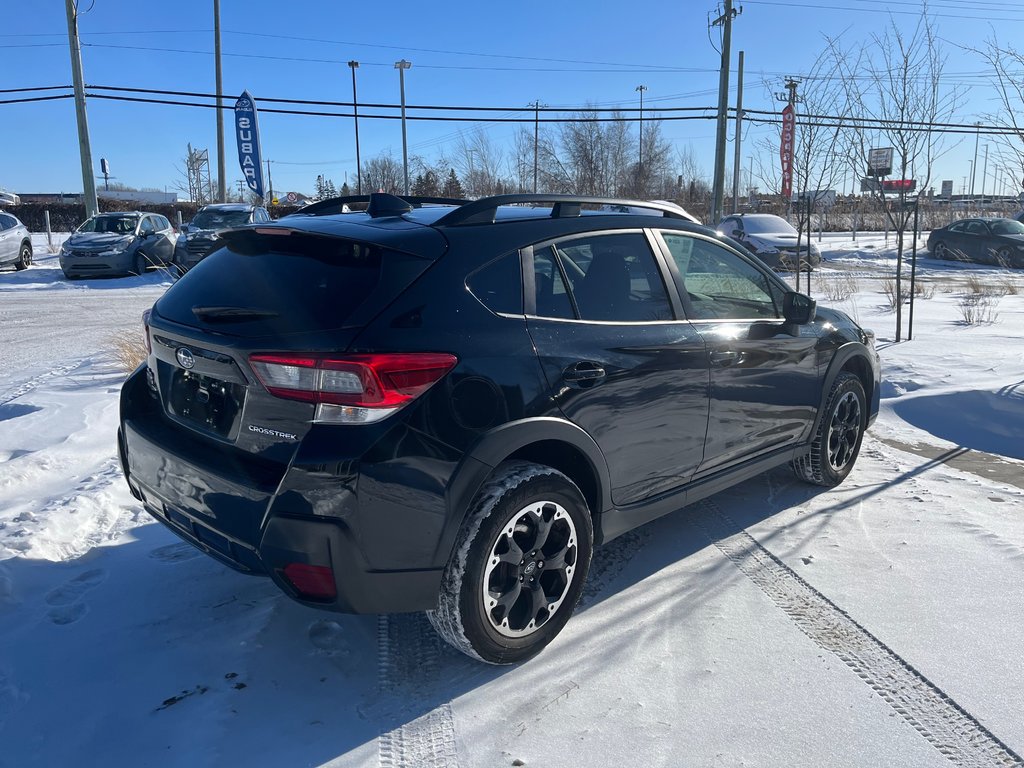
(0, 211, 32, 270)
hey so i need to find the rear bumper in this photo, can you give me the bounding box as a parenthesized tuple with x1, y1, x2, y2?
(118, 368, 444, 614)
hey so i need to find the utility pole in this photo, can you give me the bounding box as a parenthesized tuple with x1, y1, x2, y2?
(395, 59, 412, 196)
(711, 0, 741, 224)
(214, 0, 226, 202)
(265, 159, 273, 203)
(731, 50, 744, 214)
(981, 143, 989, 202)
(636, 85, 647, 196)
(529, 100, 543, 194)
(64, 0, 98, 217)
(348, 61, 362, 194)
(969, 121, 981, 206)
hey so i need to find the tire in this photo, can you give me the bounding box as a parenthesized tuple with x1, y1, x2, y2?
(427, 461, 594, 665)
(793, 372, 867, 487)
(933, 241, 948, 259)
(995, 246, 1012, 266)
(15, 242, 32, 270)
(131, 252, 149, 276)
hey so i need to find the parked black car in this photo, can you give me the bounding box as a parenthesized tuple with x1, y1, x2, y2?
(174, 203, 271, 270)
(118, 193, 880, 664)
(927, 217, 1024, 267)
(0, 210, 32, 270)
(60, 211, 177, 278)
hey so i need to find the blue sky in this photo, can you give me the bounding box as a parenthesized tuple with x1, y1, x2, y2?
(3, 0, 1023, 199)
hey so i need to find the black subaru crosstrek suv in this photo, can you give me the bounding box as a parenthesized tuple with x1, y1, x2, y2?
(118, 193, 880, 664)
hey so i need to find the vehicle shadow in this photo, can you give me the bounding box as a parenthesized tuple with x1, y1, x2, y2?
(0, 461, 884, 767)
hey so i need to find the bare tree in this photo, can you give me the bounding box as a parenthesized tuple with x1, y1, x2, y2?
(827, 9, 960, 339)
(361, 152, 403, 195)
(974, 38, 1024, 200)
(452, 130, 508, 197)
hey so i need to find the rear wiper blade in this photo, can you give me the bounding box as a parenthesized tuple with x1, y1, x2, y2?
(191, 305, 280, 321)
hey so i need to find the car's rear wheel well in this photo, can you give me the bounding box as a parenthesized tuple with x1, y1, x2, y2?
(507, 440, 600, 527)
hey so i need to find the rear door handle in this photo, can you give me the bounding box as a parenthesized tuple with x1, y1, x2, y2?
(562, 361, 606, 387)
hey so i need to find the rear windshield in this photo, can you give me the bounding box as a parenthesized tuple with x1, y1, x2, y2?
(155, 233, 427, 336)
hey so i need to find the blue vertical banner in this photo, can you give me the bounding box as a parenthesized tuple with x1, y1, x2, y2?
(234, 90, 264, 197)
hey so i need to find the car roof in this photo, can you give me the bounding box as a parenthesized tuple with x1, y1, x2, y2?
(199, 203, 253, 211)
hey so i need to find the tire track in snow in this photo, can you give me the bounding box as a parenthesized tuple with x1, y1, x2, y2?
(696, 499, 1024, 768)
(376, 614, 461, 768)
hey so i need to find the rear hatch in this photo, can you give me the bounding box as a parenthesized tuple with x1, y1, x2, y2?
(127, 222, 447, 552)
(148, 223, 445, 459)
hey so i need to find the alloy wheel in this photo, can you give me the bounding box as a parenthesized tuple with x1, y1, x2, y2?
(481, 500, 578, 638)
(827, 391, 862, 472)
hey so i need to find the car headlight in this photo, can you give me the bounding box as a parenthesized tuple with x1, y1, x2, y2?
(750, 239, 779, 254)
(108, 238, 133, 254)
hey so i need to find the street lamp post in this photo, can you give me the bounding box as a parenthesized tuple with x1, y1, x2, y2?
(348, 61, 362, 195)
(636, 85, 647, 195)
(395, 59, 412, 196)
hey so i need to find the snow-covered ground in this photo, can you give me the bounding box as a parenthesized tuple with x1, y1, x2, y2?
(1, 234, 1023, 767)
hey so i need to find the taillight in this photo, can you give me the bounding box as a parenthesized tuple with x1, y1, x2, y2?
(248, 352, 457, 424)
(281, 563, 336, 601)
(142, 309, 152, 354)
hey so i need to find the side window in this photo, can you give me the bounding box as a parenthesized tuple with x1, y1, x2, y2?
(948, 222, 967, 233)
(553, 232, 673, 322)
(140, 216, 156, 234)
(259, 208, 270, 222)
(722, 217, 741, 236)
(661, 233, 778, 320)
(532, 246, 575, 319)
(467, 252, 523, 315)
(0, 214, 14, 231)
(157, 216, 171, 231)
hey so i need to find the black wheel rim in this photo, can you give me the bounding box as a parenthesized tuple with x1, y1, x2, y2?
(827, 391, 862, 472)
(935, 242, 946, 258)
(481, 500, 578, 638)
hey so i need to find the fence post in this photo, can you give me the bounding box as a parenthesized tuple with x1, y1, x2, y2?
(176, 210, 183, 231)
(44, 210, 53, 249)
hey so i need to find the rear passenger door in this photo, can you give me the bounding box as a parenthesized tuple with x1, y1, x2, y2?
(0, 214, 16, 263)
(655, 231, 820, 474)
(526, 230, 710, 507)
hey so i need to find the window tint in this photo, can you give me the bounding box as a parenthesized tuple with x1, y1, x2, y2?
(948, 222, 968, 233)
(140, 216, 157, 234)
(552, 232, 673, 322)
(0, 213, 14, 231)
(965, 221, 988, 235)
(467, 252, 523, 315)
(532, 246, 575, 319)
(662, 233, 778, 320)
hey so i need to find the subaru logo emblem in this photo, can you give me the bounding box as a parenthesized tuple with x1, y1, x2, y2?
(176, 348, 196, 369)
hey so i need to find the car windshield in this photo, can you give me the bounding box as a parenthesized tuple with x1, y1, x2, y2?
(191, 209, 250, 229)
(78, 215, 138, 234)
(988, 219, 1024, 236)
(742, 216, 798, 236)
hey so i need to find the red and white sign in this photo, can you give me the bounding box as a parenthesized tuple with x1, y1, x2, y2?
(780, 104, 795, 200)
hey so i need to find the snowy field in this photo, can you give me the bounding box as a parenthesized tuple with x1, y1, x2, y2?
(1, 234, 1023, 767)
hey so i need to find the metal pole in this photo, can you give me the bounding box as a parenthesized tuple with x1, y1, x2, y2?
(732, 50, 744, 214)
(214, 0, 226, 202)
(348, 61, 362, 195)
(981, 143, 989, 204)
(969, 122, 980, 209)
(265, 159, 273, 203)
(636, 85, 647, 195)
(45, 210, 53, 249)
(908, 197, 920, 341)
(395, 59, 412, 196)
(533, 101, 540, 194)
(64, 0, 98, 218)
(711, 0, 737, 224)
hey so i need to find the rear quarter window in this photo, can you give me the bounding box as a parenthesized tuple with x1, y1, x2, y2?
(467, 252, 523, 315)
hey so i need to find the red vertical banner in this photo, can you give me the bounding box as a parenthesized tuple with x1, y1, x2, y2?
(780, 104, 795, 201)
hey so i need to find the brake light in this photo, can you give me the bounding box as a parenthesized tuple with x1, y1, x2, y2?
(281, 563, 336, 600)
(142, 309, 152, 354)
(248, 352, 457, 424)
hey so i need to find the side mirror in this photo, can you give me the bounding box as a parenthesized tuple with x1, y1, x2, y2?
(783, 291, 816, 325)
(180, 224, 190, 234)
(731, 228, 742, 238)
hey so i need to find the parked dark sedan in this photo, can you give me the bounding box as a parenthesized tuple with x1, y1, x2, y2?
(174, 203, 270, 270)
(927, 217, 1024, 267)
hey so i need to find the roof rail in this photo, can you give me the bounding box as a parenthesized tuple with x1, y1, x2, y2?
(432, 194, 701, 227)
(286, 193, 470, 218)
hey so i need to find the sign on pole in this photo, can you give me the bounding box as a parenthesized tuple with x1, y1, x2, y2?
(940, 179, 953, 199)
(780, 104, 795, 200)
(234, 90, 264, 198)
(867, 147, 893, 177)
